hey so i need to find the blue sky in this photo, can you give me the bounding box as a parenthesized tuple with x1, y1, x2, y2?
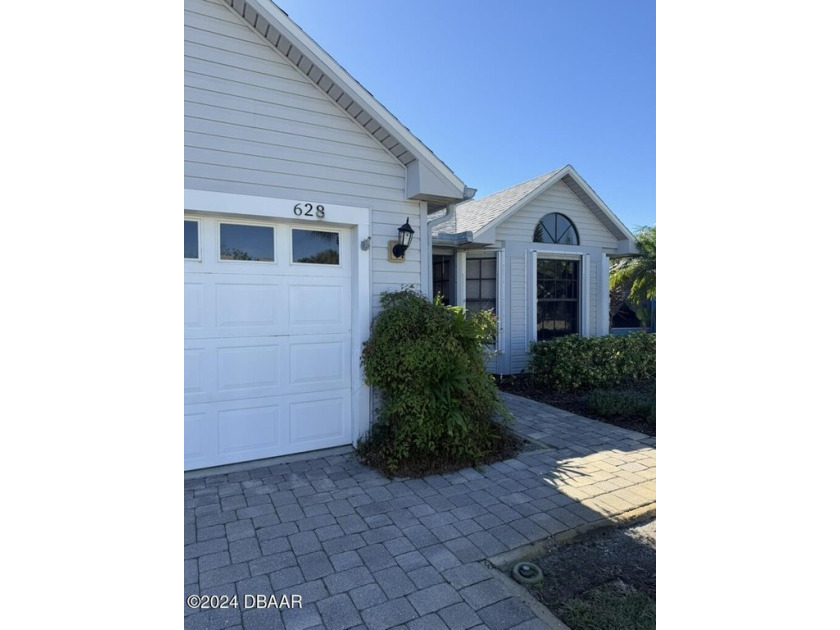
(275, 0, 655, 230)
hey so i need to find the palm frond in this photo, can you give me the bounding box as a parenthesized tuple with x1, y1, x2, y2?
(609, 226, 655, 304)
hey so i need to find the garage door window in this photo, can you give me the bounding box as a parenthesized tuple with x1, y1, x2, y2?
(219, 223, 274, 262)
(292, 229, 340, 265)
(184, 220, 199, 260)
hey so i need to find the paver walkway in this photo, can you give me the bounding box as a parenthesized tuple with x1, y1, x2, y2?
(185, 392, 656, 630)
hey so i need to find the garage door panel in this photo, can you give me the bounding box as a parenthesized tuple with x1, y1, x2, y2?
(185, 274, 289, 340)
(288, 335, 350, 391)
(216, 282, 280, 328)
(288, 281, 350, 334)
(185, 283, 204, 328)
(289, 392, 351, 448)
(218, 404, 281, 455)
(217, 344, 281, 392)
(187, 336, 350, 403)
(184, 348, 206, 396)
(184, 393, 351, 470)
(185, 410, 213, 463)
(186, 337, 286, 403)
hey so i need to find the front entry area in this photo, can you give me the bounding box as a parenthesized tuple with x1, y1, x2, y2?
(184, 213, 355, 470)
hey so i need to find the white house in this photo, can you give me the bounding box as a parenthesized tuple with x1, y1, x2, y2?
(430, 166, 636, 375)
(184, 0, 472, 470)
(184, 0, 638, 471)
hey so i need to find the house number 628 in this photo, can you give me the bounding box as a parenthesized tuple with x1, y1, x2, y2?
(293, 203, 325, 218)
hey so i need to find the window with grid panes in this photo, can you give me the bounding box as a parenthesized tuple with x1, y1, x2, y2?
(536, 258, 579, 339)
(465, 257, 496, 313)
(432, 255, 451, 305)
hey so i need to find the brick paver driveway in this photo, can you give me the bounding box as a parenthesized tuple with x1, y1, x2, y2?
(185, 392, 656, 629)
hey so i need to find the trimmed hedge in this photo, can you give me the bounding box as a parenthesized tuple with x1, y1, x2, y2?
(360, 289, 510, 475)
(528, 332, 655, 391)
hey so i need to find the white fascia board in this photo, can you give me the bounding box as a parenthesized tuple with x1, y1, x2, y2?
(247, 0, 465, 195)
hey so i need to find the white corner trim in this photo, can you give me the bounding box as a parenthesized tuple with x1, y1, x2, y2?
(600, 253, 610, 336)
(496, 249, 505, 354)
(581, 253, 590, 337)
(456, 251, 467, 307)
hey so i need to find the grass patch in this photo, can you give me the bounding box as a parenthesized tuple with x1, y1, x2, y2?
(586, 387, 655, 426)
(563, 581, 655, 630)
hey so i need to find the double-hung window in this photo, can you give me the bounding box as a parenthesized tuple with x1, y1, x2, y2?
(465, 257, 497, 314)
(465, 256, 498, 346)
(536, 258, 579, 339)
(432, 255, 452, 305)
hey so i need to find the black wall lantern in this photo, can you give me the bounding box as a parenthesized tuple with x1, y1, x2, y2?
(391, 217, 415, 259)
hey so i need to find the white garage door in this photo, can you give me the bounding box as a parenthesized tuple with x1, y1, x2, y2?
(184, 215, 353, 470)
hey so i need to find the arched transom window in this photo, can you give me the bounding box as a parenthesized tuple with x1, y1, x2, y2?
(533, 213, 579, 245)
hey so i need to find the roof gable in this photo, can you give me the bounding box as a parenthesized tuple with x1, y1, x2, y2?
(432, 168, 562, 236)
(218, 0, 468, 205)
(432, 165, 635, 246)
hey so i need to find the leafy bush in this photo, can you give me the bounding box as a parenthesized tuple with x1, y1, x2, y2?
(587, 389, 655, 423)
(528, 332, 655, 391)
(359, 289, 510, 476)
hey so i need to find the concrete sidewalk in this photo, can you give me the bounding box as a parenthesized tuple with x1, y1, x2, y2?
(185, 392, 656, 630)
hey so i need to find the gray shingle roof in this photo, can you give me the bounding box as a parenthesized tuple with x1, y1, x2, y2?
(431, 168, 564, 237)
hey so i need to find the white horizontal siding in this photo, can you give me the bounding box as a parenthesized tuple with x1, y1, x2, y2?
(184, 118, 404, 178)
(494, 181, 619, 250)
(185, 115, 397, 167)
(185, 0, 422, 310)
(509, 256, 529, 374)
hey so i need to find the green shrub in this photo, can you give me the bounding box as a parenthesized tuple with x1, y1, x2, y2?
(359, 289, 510, 475)
(587, 389, 655, 421)
(528, 332, 655, 390)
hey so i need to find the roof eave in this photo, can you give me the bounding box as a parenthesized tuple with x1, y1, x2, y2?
(432, 231, 474, 246)
(234, 0, 468, 199)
